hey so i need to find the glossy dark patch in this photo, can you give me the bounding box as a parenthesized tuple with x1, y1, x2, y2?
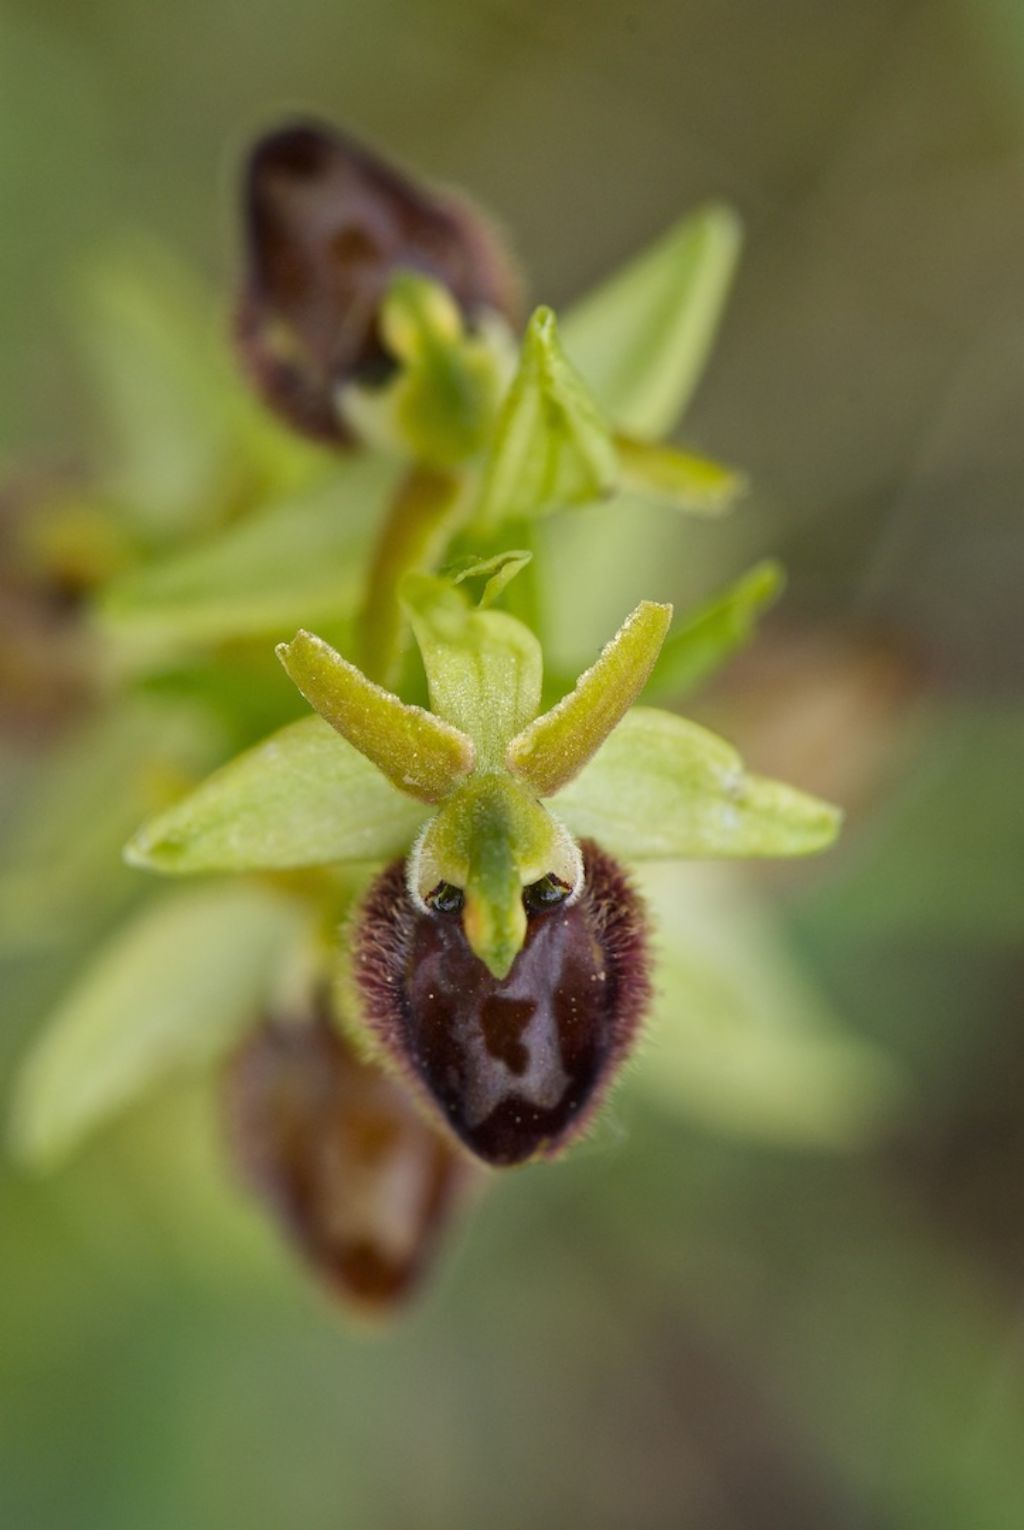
(224, 1005, 472, 1312)
(236, 119, 521, 443)
(354, 842, 651, 1166)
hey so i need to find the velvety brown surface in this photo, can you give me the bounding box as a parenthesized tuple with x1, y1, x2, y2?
(355, 840, 651, 1166)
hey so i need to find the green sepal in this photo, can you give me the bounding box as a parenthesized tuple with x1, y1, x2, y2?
(552, 705, 841, 858)
(615, 434, 748, 516)
(277, 629, 475, 804)
(9, 883, 306, 1167)
(561, 202, 742, 437)
(507, 600, 672, 797)
(401, 570, 542, 765)
(473, 306, 619, 530)
(124, 716, 431, 874)
(645, 559, 785, 703)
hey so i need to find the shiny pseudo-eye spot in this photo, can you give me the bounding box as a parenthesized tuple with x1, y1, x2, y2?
(236, 119, 521, 443)
(354, 841, 651, 1167)
(425, 881, 465, 915)
(522, 874, 570, 915)
(224, 1008, 473, 1313)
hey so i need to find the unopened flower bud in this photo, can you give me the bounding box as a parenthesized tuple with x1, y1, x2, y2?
(236, 119, 521, 443)
(224, 1006, 474, 1313)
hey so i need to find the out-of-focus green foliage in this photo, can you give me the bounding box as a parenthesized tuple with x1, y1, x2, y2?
(2, 0, 1024, 1526)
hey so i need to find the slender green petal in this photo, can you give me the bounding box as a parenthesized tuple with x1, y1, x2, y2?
(553, 705, 841, 858)
(561, 203, 742, 437)
(615, 434, 748, 516)
(125, 716, 430, 873)
(98, 462, 395, 662)
(645, 560, 785, 703)
(473, 307, 619, 530)
(401, 571, 542, 764)
(507, 601, 672, 796)
(9, 884, 305, 1167)
(277, 629, 474, 804)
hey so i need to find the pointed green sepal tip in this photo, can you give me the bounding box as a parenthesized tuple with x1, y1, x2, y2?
(645, 558, 785, 703)
(507, 599, 672, 797)
(276, 628, 475, 804)
(615, 434, 749, 516)
(560, 200, 743, 438)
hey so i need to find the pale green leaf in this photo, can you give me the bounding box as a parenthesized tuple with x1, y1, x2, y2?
(553, 705, 841, 857)
(277, 630, 474, 803)
(615, 434, 748, 515)
(473, 307, 619, 530)
(9, 884, 305, 1166)
(508, 602, 671, 796)
(76, 244, 239, 535)
(561, 203, 742, 437)
(0, 700, 224, 952)
(77, 243, 323, 538)
(401, 571, 542, 764)
(645, 560, 785, 703)
(125, 715, 431, 873)
(97, 461, 397, 661)
(630, 863, 899, 1147)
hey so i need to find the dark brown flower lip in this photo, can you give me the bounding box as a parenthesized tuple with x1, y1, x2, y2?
(353, 840, 652, 1168)
(224, 1005, 474, 1314)
(236, 118, 522, 444)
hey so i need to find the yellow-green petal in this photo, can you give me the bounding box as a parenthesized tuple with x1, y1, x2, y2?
(507, 600, 672, 797)
(277, 629, 474, 804)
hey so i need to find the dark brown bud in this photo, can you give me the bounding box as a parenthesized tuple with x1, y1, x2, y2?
(354, 841, 652, 1167)
(224, 1006, 475, 1313)
(236, 119, 522, 443)
(0, 479, 103, 739)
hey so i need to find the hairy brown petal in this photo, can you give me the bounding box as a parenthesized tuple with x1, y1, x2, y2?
(354, 841, 652, 1167)
(236, 120, 521, 443)
(224, 1006, 475, 1313)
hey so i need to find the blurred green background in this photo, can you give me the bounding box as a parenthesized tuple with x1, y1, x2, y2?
(2, 1, 1024, 1526)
